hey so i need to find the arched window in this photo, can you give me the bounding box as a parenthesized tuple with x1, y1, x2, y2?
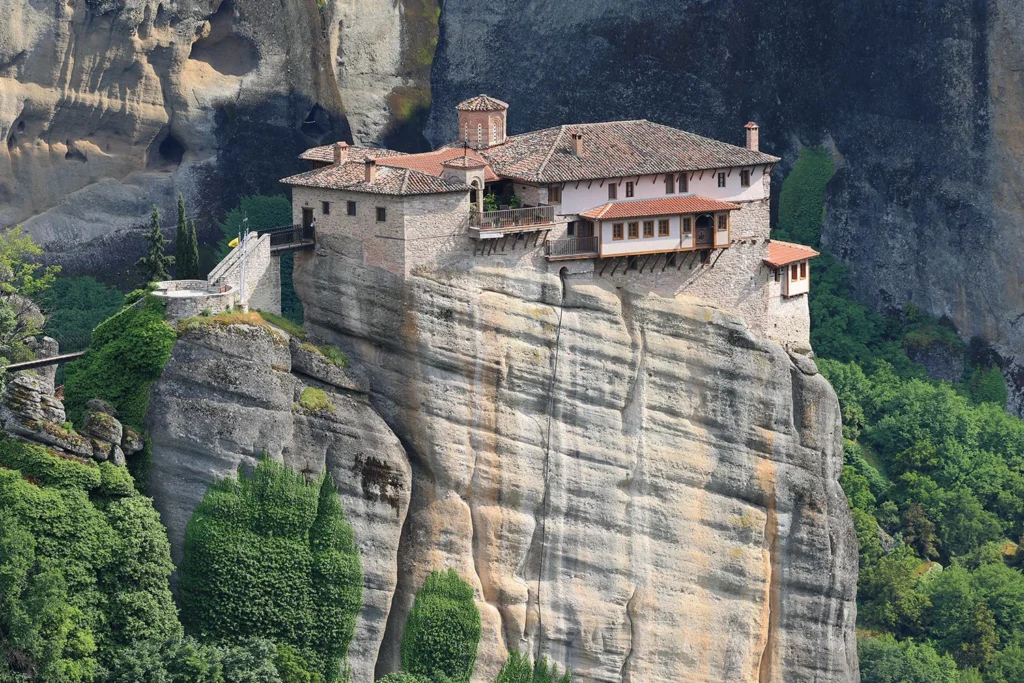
(492, 122, 497, 143)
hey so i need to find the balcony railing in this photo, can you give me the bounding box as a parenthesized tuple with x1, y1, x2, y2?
(546, 236, 599, 260)
(470, 205, 556, 232)
(258, 224, 316, 249)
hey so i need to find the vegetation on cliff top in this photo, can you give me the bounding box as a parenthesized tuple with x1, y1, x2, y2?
(780, 145, 1024, 682)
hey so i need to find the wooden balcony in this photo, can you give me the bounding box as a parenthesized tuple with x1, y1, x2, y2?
(258, 224, 317, 253)
(469, 205, 556, 238)
(545, 236, 599, 261)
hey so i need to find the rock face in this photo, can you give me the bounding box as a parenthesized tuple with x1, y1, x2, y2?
(427, 0, 1024, 413)
(145, 321, 411, 682)
(0, 0, 433, 272)
(286, 234, 858, 682)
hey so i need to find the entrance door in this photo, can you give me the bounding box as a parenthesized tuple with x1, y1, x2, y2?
(695, 214, 714, 248)
(302, 207, 315, 240)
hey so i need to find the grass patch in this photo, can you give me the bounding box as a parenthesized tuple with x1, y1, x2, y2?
(299, 387, 332, 413)
(299, 341, 348, 368)
(258, 310, 306, 338)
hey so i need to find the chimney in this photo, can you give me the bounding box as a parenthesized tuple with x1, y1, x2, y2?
(745, 122, 759, 152)
(571, 130, 584, 157)
(333, 141, 348, 166)
(364, 158, 377, 183)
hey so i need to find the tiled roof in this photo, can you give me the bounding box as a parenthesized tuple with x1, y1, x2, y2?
(456, 94, 509, 111)
(298, 144, 405, 163)
(580, 196, 741, 220)
(764, 240, 820, 267)
(379, 147, 499, 181)
(280, 161, 469, 196)
(480, 120, 780, 184)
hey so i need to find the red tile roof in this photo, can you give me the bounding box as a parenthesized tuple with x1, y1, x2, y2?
(764, 240, 820, 267)
(379, 147, 499, 181)
(580, 196, 741, 220)
(298, 144, 405, 163)
(479, 120, 780, 184)
(280, 161, 469, 196)
(456, 94, 509, 111)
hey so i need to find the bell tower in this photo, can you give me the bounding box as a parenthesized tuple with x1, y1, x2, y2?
(456, 94, 509, 149)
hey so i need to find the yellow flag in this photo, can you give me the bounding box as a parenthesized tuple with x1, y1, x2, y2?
(228, 237, 240, 248)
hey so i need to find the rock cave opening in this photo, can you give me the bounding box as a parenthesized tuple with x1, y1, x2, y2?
(188, 0, 259, 77)
(64, 141, 87, 163)
(148, 130, 186, 167)
(300, 103, 332, 141)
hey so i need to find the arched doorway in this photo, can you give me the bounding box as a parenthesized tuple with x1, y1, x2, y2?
(695, 214, 714, 248)
(470, 180, 481, 208)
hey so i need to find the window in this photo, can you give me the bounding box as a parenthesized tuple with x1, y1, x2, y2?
(643, 220, 655, 238)
(658, 219, 670, 236)
(477, 123, 483, 143)
(717, 172, 726, 188)
(612, 223, 624, 240)
(492, 122, 497, 144)
(665, 174, 675, 194)
(548, 185, 562, 203)
(625, 181, 634, 198)
(800, 261, 807, 280)
(347, 200, 356, 216)
(791, 264, 799, 282)
(682, 217, 692, 235)
(376, 206, 386, 222)
(628, 222, 639, 239)
(717, 214, 728, 232)
(567, 221, 575, 237)
(741, 169, 751, 187)
(679, 174, 688, 193)
(322, 201, 330, 215)
(774, 268, 781, 282)
(608, 183, 618, 200)
(464, 123, 469, 141)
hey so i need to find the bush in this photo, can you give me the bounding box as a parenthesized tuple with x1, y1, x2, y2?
(858, 633, 964, 683)
(63, 296, 177, 429)
(401, 569, 481, 683)
(178, 459, 362, 682)
(494, 651, 571, 683)
(0, 440, 178, 680)
(300, 387, 332, 412)
(0, 438, 101, 490)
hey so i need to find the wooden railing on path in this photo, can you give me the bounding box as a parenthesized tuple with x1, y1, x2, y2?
(545, 236, 599, 259)
(5, 352, 86, 372)
(470, 205, 556, 231)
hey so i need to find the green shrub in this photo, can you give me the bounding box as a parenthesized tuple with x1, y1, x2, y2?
(63, 296, 177, 429)
(377, 674, 431, 683)
(0, 440, 178, 680)
(0, 438, 101, 490)
(401, 569, 481, 683)
(178, 459, 362, 682)
(320, 345, 348, 368)
(494, 650, 571, 683)
(99, 460, 136, 497)
(300, 387, 332, 412)
(858, 633, 964, 683)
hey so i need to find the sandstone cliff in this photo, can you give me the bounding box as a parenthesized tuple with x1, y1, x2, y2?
(0, 0, 434, 272)
(427, 0, 1024, 413)
(145, 322, 411, 681)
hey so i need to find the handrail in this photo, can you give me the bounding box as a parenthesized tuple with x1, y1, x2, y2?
(545, 236, 599, 258)
(470, 205, 555, 230)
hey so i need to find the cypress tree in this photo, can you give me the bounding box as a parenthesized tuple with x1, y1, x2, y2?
(186, 218, 200, 278)
(136, 205, 174, 284)
(175, 193, 188, 278)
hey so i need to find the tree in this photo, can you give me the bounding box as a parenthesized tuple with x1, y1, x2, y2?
(858, 545, 929, 637)
(174, 195, 200, 280)
(401, 569, 481, 683)
(0, 226, 60, 364)
(179, 459, 362, 682)
(136, 205, 174, 284)
(858, 634, 962, 683)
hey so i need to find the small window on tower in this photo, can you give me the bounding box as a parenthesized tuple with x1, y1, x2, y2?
(628, 222, 639, 239)
(800, 261, 807, 280)
(643, 220, 654, 238)
(613, 223, 624, 240)
(679, 174, 688, 193)
(548, 185, 562, 203)
(492, 122, 497, 144)
(665, 174, 675, 194)
(625, 181, 634, 198)
(609, 183, 618, 200)
(322, 201, 330, 215)
(347, 201, 356, 216)
(718, 172, 726, 188)
(791, 264, 799, 282)
(376, 206, 386, 222)
(477, 123, 483, 143)
(741, 169, 751, 187)
(658, 219, 670, 236)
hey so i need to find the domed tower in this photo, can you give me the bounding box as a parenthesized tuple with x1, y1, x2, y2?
(456, 94, 509, 149)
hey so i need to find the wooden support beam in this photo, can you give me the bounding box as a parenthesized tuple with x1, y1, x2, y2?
(639, 253, 653, 273)
(487, 240, 497, 255)
(587, 179, 593, 189)
(710, 248, 726, 269)
(500, 234, 510, 252)
(663, 253, 674, 272)
(610, 257, 623, 276)
(699, 170, 705, 181)
(511, 233, 518, 251)
(599, 258, 611, 276)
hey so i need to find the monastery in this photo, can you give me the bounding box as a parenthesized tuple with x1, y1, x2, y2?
(186, 95, 819, 351)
